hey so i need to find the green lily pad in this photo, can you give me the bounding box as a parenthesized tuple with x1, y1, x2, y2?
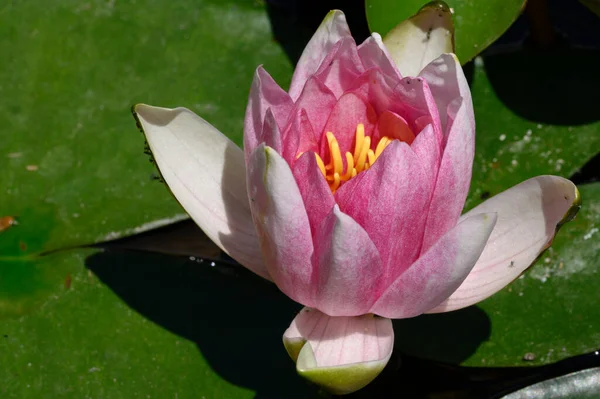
(365, 0, 526, 63)
(0, 0, 292, 253)
(0, 248, 316, 398)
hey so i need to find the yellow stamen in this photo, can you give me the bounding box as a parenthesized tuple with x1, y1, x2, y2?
(315, 123, 394, 193)
(353, 124, 365, 162)
(330, 173, 341, 192)
(374, 137, 389, 158)
(367, 149, 375, 166)
(356, 136, 371, 172)
(341, 152, 354, 180)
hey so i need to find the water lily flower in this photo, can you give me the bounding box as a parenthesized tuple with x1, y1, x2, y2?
(132, 4, 580, 395)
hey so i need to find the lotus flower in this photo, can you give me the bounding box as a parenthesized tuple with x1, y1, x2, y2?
(132, 4, 580, 395)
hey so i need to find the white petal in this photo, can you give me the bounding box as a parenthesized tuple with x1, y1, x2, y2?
(133, 104, 270, 280)
(429, 176, 580, 312)
(283, 308, 394, 395)
(382, 2, 454, 77)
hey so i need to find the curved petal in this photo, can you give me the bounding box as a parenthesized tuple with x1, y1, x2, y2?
(244, 67, 293, 159)
(371, 213, 497, 318)
(382, 2, 454, 77)
(314, 37, 365, 99)
(358, 33, 402, 83)
(419, 53, 472, 134)
(429, 176, 581, 313)
(133, 104, 270, 280)
(283, 308, 394, 395)
(292, 151, 335, 235)
(335, 140, 432, 286)
(421, 97, 474, 253)
(288, 10, 351, 101)
(313, 205, 383, 316)
(246, 144, 314, 305)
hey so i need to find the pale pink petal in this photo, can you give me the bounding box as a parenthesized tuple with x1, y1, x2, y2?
(429, 176, 580, 313)
(134, 104, 270, 280)
(346, 68, 397, 115)
(410, 124, 440, 187)
(314, 37, 365, 99)
(357, 33, 402, 83)
(246, 144, 314, 305)
(289, 10, 351, 101)
(371, 213, 497, 318)
(260, 109, 282, 154)
(290, 77, 337, 138)
(420, 97, 474, 253)
(283, 308, 394, 395)
(419, 54, 472, 134)
(312, 205, 383, 316)
(244, 67, 293, 159)
(393, 76, 443, 147)
(335, 140, 432, 286)
(320, 92, 377, 158)
(292, 151, 335, 236)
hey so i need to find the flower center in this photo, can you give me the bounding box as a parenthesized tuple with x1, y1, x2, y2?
(315, 123, 392, 193)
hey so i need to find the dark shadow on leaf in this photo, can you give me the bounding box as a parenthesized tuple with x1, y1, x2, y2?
(392, 306, 491, 364)
(265, 0, 371, 67)
(85, 249, 316, 399)
(483, 44, 600, 126)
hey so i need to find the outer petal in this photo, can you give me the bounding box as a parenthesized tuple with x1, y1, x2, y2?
(244, 67, 293, 159)
(288, 10, 351, 101)
(246, 144, 314, 305)
(421, 97, 474, 253)
(292, 151, 335, 236)
(133, 104, 270, 280)
(312, 205, 383, 316)
(429, 176, 581, 313)
(283, 308, 394, 395)
(382, 2, 454, 77)
(370, 213, 497, 318)
(419, 53, 472, 135)
(357, 33, 402, 83)
(335, 140, 432, 286)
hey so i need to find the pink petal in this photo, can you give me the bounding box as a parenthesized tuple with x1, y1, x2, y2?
(289, 10, 352, 101)
(419, 54, 472, 135)
(290, 77, 337, 138)
(283, 308, 394, 395)
(320, 92, 377, 159)
(292, 151, 335, 237)
(420, 97, 474, 253)
(375, 110, 415, 145)
(429, 176, 580, 313)
(410, 124, 440, 188)
(260, 108, 282, 154)
(371, 212, 497, 318)
(281, 108, 319, 165)
(346, 68, 397, 115)
(357, 33, 402, 83)
(314, 37, 365, 99)
(312, 205, 383, 316)
(335, 140, 432, 286)
(393, 76, 443, 148)
(134, 105, 270, 280)
(244, 67, 293, 160)
(246, 144, 314, 305)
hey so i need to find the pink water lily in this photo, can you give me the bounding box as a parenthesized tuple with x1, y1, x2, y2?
(133, 7, 580, 395)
